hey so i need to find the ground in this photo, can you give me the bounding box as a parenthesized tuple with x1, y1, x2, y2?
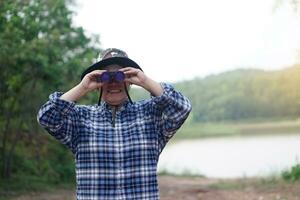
(159, 176, 300, 200)
(10, 175, 300, 200)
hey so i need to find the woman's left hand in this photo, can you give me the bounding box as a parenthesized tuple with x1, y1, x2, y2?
(120, 67, 148, 87)
(120, 67, 163, 96)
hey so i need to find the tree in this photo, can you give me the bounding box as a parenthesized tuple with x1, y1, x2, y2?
(0, 0, 100, 179)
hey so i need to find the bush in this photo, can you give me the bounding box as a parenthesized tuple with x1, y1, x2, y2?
(282, 163, 300, 181)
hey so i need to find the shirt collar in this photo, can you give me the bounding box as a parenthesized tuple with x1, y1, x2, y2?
(100, 100, 131, 113)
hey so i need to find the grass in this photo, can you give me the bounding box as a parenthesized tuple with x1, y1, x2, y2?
(208, 176, 298, 191)
(0, 176, 75, 200)
(174, 119, 300, 140)
(158, 169, 205, 178)
(174, 122, 239, 139)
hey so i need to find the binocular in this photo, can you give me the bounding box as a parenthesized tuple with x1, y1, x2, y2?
(98, 71, 125, 83)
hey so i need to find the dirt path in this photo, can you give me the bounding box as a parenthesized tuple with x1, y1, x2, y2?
(11, 176, 300, 200)
(159, 176, 300, 200)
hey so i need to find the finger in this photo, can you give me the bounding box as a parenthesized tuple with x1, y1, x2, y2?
(124, 78, 130, 83)
(90, 81, 102, 88)
(124, 77, 141, 87)
(96, 82, 103, 88)
(122, 68, 141, 76)
(124, 76, 135, 82)
(119, 67, 134, 72)
(86, 70, 107, 82)
(88, 70, 107, 76)
(120, 68, 139, 75)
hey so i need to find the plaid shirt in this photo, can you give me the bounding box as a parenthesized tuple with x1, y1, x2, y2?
(37, 83, 191, 200)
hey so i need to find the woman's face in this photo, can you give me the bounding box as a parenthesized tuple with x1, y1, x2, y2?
(101, 65, 130, 106)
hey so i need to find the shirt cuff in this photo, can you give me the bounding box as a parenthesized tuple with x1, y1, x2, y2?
(49, 92, 76, 116)
(151, 83, 174, 108)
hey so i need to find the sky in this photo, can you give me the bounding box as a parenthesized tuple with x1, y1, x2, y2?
(72, 0, 300, 82)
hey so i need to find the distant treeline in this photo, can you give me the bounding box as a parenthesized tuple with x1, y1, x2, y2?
(132, 65, 300, 122)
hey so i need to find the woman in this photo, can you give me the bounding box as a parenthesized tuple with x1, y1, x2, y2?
(37, 48, 192, 200)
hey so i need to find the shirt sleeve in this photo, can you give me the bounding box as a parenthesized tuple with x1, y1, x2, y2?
(37, 92, 80, 153)
(151, 83, 192, 151)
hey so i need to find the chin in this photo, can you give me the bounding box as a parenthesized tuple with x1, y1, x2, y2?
(106, 98, 127, 106)
(103, 92, 128, 105)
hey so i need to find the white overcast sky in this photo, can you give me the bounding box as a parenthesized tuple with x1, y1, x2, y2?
(72, 0, 300, 82)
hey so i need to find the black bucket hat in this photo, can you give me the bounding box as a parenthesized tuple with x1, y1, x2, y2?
(81, 48, 143, 105)
(81, 48, 142, 80)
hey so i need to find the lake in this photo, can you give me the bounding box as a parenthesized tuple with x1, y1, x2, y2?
(157, 133, 300, 178)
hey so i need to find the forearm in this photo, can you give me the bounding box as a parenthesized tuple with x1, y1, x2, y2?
(142, 77, 164, 97)
(60, 83, 88, 102)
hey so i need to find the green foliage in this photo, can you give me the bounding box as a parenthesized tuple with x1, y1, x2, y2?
(46, 138, 76, 183)
(176, 67, 300, 122)
(282, 163, 300, 181)
(0, 0, 100, 183)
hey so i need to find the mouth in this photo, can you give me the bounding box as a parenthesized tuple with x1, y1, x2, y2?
(107, 89, 122, 94)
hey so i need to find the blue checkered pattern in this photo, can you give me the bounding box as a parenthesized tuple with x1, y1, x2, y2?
(37, 83, 191, 200)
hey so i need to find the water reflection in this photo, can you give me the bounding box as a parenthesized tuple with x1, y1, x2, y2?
(158, 134, 300, 178)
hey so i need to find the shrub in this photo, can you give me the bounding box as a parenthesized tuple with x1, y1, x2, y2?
(282, 163, 300, 181)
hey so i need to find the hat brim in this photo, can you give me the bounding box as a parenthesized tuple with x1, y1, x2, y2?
(81, 57, 142, 80)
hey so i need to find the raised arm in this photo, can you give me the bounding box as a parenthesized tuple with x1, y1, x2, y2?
(37, 70, 106, 153)
(120, 67, 192, 149)
(60, 70, 105, 102)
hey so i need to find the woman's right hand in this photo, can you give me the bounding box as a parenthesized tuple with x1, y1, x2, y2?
(79, 70, 106, 93)
(60, 70, 106, 102)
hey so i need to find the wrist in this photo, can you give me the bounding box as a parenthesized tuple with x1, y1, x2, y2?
(74, 83, 89, 98)
(143, 77, 163, 97)
(77, 82, 90, 95)
(60, 84, 88, 102)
